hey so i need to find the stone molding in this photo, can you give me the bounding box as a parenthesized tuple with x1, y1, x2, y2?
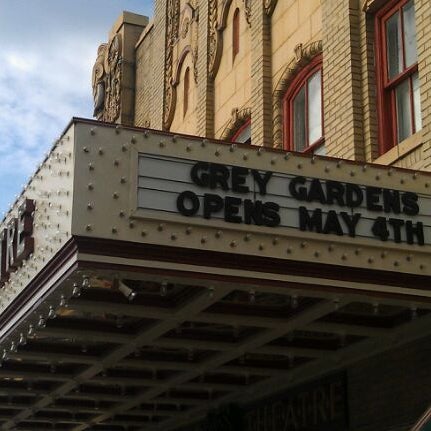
(272, 40, 323, 149)
(163, 0, 181, 130)
(208, 0, 250, 79)
(91, 34, 122, 123)
(263, 0, 278, 16)
(163, 0, 199, 130)
(220, 107, 251, 140)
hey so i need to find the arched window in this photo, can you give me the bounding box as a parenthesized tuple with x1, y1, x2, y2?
(375, 0, 421, 153)
(283, 56, 323, 153)
(231, 118, 251, 144)
(183, 67, 190, 117)
(232, 8, 240, 62)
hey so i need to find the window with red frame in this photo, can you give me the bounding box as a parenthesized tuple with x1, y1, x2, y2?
(283, 56, 323, 154)
(183, 67, 190, 117)
(231, 119, 251, 144)
(376, 0, 421, 152)
(232, 8, 240, 62)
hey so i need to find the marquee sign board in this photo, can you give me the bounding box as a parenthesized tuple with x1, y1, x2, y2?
(58, 120, 431, 284)
(137, 154, 430, 246)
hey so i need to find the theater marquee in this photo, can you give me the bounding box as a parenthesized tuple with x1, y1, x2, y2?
(137, 154, 428, 246)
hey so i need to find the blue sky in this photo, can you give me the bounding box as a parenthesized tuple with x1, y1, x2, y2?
(0, 0, 154, 215)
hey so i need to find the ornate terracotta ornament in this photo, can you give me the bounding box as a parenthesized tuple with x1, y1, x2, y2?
(362, 0, 378, 12)
(208, 0, 220, 78)
(272, 40, 323, 148)
(91, 34, 122, 123)
(163, 0, 181, 130)
(92, 44, 107, 120)
(264, 0, 278, 16)
(181, 16, 190, 39)
(243, 0, 251, 26)
(209, 0, 244, 78)
(163, 0, 198, 130)
(221, 107, 252, 140)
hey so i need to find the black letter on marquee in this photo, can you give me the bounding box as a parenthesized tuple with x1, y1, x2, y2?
(406, 221, 424, 245)
(345, 184, 363, 208)
(366, 187, 383, 211)
(308, 179, 327, 204)
(244, 200, 264, 225)
(190, 162, 210, 187)
(388, 218, 404, 243)
(372, 217, 390, 241)
(203, 194, 224, 219)
(232, 166, 250, 193)
(262, 202, 280, 227)
(225, 196, 242, 223)
(177, 191, 200, 216)
(323, 211, 343, 236)
(289, 177, 307, 201)
(326, 181, 345, 206)
(401, 192, 419, 216)
(340, 212, 361, 237)
(252, 170, 272, 195)
(209, 164, 230, 191)
(299, 207, 322, 233)
(383, 189, 401, 214)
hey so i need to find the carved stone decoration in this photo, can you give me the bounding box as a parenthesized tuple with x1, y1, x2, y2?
(294, 43, 304, 62)
(272, 40, 323, 149)
(181, 16, 190, 38)
(362, 0, 385, 12)
(243, 0, 251, 26)
(208, 0, 219, 78)
(163, 0, 181, 130)
(264, 0, 278, 16)
(91, 34, 123, 123)
(164, 0, 199, 130)
(92, 44, 107, 119)
(220, 107, 251, 140)
(103, 34, 122, 123)
(209, 0, 235, 79)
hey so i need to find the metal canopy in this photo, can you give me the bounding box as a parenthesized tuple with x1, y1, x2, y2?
(1, 247, 431, 431)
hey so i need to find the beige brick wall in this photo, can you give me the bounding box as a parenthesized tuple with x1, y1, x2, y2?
(150, 0, 168, 130)
(271, 0, 321, 90)
(196, 0, 213, 138)
(322, 0, 364, 161)
(214, 0, 251, 139)
(359, 7, 379, 162)
(129, 0, 167, 130)
(250, 1, 272, 147)
(170, 55, 198, 135)
(127, 0, 431, 172)
(416, 0, 431, 170)
(135, 23, 154, 128)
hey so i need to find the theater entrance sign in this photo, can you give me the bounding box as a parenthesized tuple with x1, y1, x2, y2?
(0, 119, 430, 431)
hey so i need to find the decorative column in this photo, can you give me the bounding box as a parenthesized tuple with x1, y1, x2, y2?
(322, 0, 365, 160)
(250, 0, 273, 147)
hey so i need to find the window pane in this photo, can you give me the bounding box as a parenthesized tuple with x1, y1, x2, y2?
(293, 86, 306, 152)
(234, 123, 251, 144)
(386, 11, 403, 79)
(395, 79, 412, 142)
(403, 0, 418, 68)
(307, 70, 322, 145)
(413, 71, 422, 132)
(314, 144, 326, 156)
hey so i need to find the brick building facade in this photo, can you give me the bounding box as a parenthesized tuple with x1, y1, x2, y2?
(94, 0, 431, 171)
(0, 1, 429, 431)
(85, 2, 431, 430)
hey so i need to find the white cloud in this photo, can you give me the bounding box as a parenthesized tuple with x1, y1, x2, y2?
(0, 0, 154, 213)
